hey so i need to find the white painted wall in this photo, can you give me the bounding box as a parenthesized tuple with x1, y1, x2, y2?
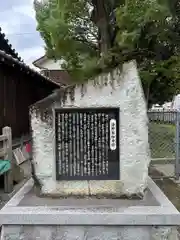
(39, 59, 65, 70)
(172, 94, 180, 111)
(31, 61, 150, 198)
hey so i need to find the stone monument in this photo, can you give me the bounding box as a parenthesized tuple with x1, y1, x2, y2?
(30, 60, 150, 198)
(0, 60, 179, 240)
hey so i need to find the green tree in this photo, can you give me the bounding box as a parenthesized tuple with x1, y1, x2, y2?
(34, 0, 180, 107)
(34, 0, 99, 79)
(115, 0, 180, 106)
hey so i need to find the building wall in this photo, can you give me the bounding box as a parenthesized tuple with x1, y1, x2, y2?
(172, 94, 180, 110)
(39, 59, 64, 70)
(0, 63, 57, 139)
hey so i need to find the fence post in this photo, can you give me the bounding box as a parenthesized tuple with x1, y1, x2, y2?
(175, 112, 180, 180)
(3, 126, 13, 193)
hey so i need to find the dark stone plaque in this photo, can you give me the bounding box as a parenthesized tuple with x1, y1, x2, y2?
(55, 108, 119, 180)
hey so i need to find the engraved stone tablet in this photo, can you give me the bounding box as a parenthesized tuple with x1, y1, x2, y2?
(55, 108, 119, 181)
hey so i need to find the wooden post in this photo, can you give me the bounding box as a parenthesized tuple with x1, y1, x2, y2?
(3, 126, 13, 193)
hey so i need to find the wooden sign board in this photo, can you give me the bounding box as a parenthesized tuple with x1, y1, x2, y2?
(13, 148, 26, 165)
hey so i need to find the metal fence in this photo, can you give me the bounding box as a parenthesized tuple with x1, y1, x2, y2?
(148, 110, 177, 124)
(148, 110, 180, 179)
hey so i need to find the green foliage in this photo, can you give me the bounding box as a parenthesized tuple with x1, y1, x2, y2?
(34, 0, 98, 78)
(140, 56, 180, 106)
(115, 0, 180, 107)
(116, 0, 170, 50)
(34, 0, 180, 106)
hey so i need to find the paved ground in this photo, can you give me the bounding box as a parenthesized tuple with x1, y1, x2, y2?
(152, 162, 180, 184)
(154, 163, 175, 177)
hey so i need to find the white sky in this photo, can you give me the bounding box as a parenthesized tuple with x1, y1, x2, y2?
(0, 0, 45, 68)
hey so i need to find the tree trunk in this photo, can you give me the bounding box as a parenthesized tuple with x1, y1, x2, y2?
(91, 0, 111, 55)
(146, 83, 151, 109)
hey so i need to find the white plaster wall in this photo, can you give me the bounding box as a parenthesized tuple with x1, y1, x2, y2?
(31, 61, 150, 197)
(40, 59, 65, 70)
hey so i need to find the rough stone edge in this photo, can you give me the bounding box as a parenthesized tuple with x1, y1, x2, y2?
(35, 191, 145, 200)
(28, 60, 136, 124)
(33, 180, 145, 199)
(30, 61, 135, 113)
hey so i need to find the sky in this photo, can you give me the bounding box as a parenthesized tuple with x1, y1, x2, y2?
(0, 0, 45, 68)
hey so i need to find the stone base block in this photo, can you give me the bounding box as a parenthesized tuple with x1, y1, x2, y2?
(0, 177, 180, 240)
(1, 225, 178, 240)
(35, 178, 144, 199)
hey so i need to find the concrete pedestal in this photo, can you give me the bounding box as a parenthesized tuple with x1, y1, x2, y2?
(0, 177, 180, 240)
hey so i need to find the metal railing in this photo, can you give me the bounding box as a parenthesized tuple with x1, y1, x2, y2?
(148, 110, 177, 124)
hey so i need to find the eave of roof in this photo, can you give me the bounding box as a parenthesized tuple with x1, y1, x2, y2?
(0, 27, 22, 61)
(0, 50, 60, 87)
(32, 55, 47, 68)
(30, 84, 73, 110)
